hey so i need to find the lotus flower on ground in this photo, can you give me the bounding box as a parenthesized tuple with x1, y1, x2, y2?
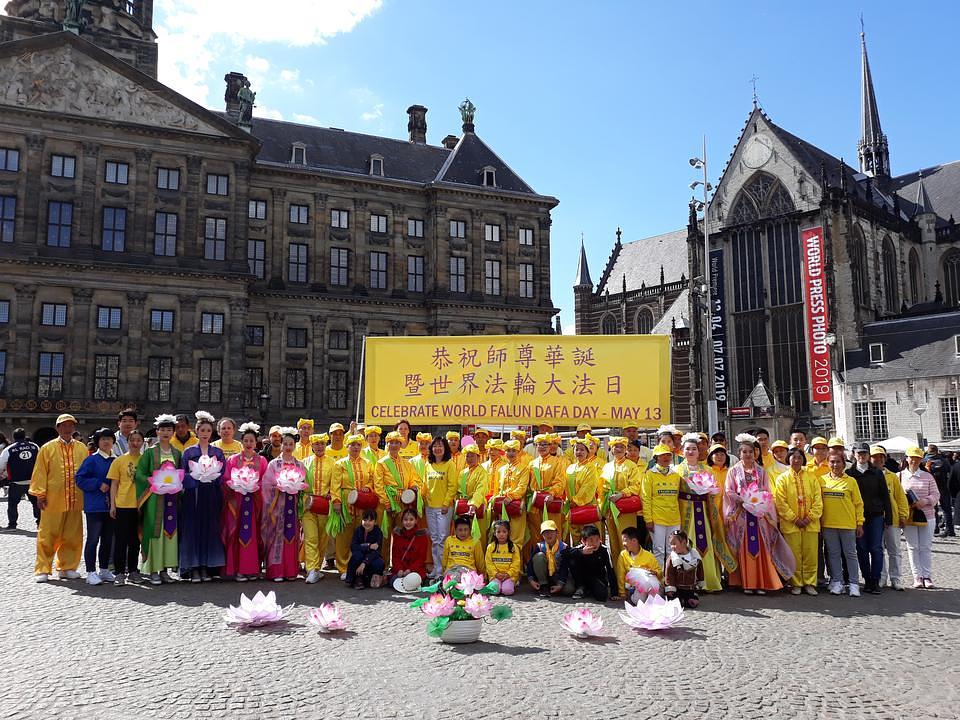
(149, 466, 184, 495)
(625, 568, 661, 596)
(619, 594, 685, 631)
(464, 593, 492, 618)
(224, 591, 292, 628)
(561, 608, 604, 638)
(739, 482, 774, 516)
(189, 454, 223, 483)
(421, 593, 457, 618)
(275, 466, 308, 494)
(686, 471, 720, 495)
(308, 603, 348, 633)
(456, 570, 486, 595)
(229, 465, 260, 495)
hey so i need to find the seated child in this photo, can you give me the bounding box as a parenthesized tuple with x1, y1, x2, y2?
(569, 524, 618, 601)
(485, 520, 521, 595)
(346, 510, 385, 589)
(526, 520, 574, 597)
(615, 526, 663, 604)
(441, 515, 485, 578)
(664, 529, 704, 608)
(390, 508, 431, 584)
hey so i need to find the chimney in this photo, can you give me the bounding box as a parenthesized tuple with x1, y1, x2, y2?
(441, 135, 459, 150)
(407, 104, 427, 144)
(224, 72, 248, 121)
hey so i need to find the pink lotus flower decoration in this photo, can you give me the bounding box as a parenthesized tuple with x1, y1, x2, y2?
(625, 568, 661, 595)
(228, 465, 260, 495)
(561, 608, 604, 638)
(275, 466, 308, 494)
(189, 454, 223, 483)
(619, 594, 685, 631)
(149, 466, 184, 495)
(308, 603, 348, 633)
(223, 591, 292, 628)
(421, 593, 457, 618)
(687, 471, 720, 495)
(456, 570, 486, 595)
(739, 482, 773, 516)
(464, 593, 492, 618)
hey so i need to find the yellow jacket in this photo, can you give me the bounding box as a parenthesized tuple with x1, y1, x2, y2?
(498, 461, 531, 502)
(330, 456, 373, 497)
(458, 465, 490, 507)
(303, 453, 334, 495)
(773, 468, 823, 534)
(599, 458, 642, 501)
(807, 458, 830, 478)
(760, 451, 787, 478)
(29, 438, 89, 513)
(530, 455, 567, 498)
(362, 445, 384, 466)
(565, 462, 599, 508)
(442, 534, 485, 573)
(171, 432, 198, 453)
(819, 472, 865, 530)
(485, 541, 521, 581)
(641, 465, 682, 526)
(565, 445, 607, 464)
(374, 455, 419, 509)
(615, 548, 662, 592)
(294, 440, 313, 461)
(482, 456, 504, 484)
(424, 460, 457, 508)
(882, 468, 910, 526)
(450, 451, 466, 476)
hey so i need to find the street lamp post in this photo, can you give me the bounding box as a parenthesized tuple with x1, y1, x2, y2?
(258, 392, 271, 431)
(690, 137, 716, 434)
(914, 406, 926, 447)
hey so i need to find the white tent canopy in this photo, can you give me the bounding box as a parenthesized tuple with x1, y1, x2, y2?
(877, 436, 915, 454)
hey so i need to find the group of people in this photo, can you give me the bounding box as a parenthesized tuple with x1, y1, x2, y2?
(5, 409, 949, 605)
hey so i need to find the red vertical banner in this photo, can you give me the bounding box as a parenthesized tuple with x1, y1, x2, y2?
(801, 226, 832, 403)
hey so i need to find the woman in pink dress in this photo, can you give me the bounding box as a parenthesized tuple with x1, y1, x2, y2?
(261, 429, 306, 582)
(222, 422, 267, 581)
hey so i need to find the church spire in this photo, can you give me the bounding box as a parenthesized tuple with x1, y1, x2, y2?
(857, 21, 890, 178)
(914, 170, 932, 216)
(574, 235, 593, 289)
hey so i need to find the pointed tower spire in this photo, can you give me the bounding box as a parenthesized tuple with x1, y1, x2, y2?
(914, 170, 932, 216)
(857, 21, 890, 178)
(574, 235, 593, 289)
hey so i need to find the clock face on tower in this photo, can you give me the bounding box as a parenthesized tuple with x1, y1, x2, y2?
(742, 134, 774, 169)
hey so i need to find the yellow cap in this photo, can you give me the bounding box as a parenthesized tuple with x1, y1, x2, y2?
(364, 426, 382, 437)
(537, 421, 555, 430)
(652, 443, 674, 456)
(445, 431, 460, 441)
(771, 440, 788, 450)
(621, 421, 639, 430)
(540, 520, 558, 532)
(55, 413, 77, 425)
(473, 427, 491, 438)
(416, 432, 433, 443)
(503, 439, 521, 451)
(269, 425, 282, 436)
(385, 431, 403, 443)
(810, 437, 828, 448)
(905, 445, 924, 459)
(345, 434, 364, 445)
(869, 445, 886, 457)
(309, 433, 329, 444)
(487, 439, 504, 450)
(827, 437, 845, 449)
(706, 443, 726, 457)
(510, 429, 527, 442)
(328, 423, 345, 434)
(576, 423, 592, 432)
(297, 418, 314, 429)
(463, 444, 481, 455)
(608, 436, 628, 448)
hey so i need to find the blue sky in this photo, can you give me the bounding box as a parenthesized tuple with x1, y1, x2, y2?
(152, 0, 958, 332)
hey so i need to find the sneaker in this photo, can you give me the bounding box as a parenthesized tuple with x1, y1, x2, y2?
(114, 573, 127, 586)
(743, 589, 754, 595)
(868, 582, 882, 595)
(305, 570, 321, 584)
(128, 571, 144, 584)
(913, 577, 924, 589)
(35, 573, 49, 583)
(339, 573, 347, 581)
(571, 587, 585, 600)
(236, 574, 248, 583)
(159, 571, 175, 584)
(61, 570, 81, 580)
(755, 589, 766, 596)
(804, 585, 818, 596)
(86, 572, 103, 586)
(828, 582, 843, 595)
(149, 573, 162, 586)
(323, 558, 337, 571)
(891, 580, 903, 591)
(923, 578, 935, 589)
(848, 584, 861, 597)
(200, 569, 211, 583)
(273, 577, 284, 583)
(5, 524, 16, 530)
(790, 586, 802, 595)
(190, 570, 201, 584)
(99, 569, 116, 582)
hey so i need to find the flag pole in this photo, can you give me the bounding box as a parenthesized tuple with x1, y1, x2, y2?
(355, 335, 367, 425)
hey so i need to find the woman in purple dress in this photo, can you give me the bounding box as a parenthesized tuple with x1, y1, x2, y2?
(179, 411, 227, 582)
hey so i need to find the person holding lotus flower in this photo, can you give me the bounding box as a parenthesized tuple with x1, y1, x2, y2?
(260, 428, 307, 582)
(135, 414, 183, 585)
(179, 411, 227, 583)
(222, 422, 267, 581)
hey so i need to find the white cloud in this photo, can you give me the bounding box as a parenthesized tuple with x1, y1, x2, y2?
(361, 103, 384, 123)
(254, 105, 284, 121)
(563, 323, 577, 336)
(244, 55, 271, 89)
(279, 69, 303, 93)
(293, 113, 321, 125)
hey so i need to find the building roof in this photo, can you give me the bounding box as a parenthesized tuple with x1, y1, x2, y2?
(889, 161, 960, 226)
(845, 311, 960, 383)
(434, 131, 535, 193)
(574, 239, 592, 288)
(596, 228, 687, 295)
(650, 288, 689, 334)
(859, 30, 885, 151)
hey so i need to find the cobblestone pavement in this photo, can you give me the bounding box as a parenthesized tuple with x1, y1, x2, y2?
(1, 517, 958, 720)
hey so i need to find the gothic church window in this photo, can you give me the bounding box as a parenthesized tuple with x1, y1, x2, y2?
(636, 307, 654, 334)
(849, 227, 870, 308)
(944, 251, 960, 306)
(601, 314, 619, 334)
(908, 248, 921, 305)
(882, 236, 899, 313)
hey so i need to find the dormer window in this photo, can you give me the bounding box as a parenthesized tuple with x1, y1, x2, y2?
(868, 343, 884, 364)
(291, 143, 306, 165)
(482, 166, 496, 187)
(369, 154, 384, 177)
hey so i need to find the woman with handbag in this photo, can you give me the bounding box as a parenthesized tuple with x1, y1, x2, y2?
(900, 445, 940, 588)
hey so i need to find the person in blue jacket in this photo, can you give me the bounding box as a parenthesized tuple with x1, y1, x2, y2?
(525, 519, 574, 597)
(75, 428, 116, 587)
(345, 510, 385, 589)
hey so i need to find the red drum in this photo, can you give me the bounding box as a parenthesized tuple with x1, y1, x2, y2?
(454, 499, 484, 518)
(400, 488, 418, 506)
(347, 488, 379, 510)
(491, 498, 523, 518)
(532, 492, 564, 514)
(306, 495, 330, 515)
(614, 495, 643, 514)
(569, 504, 601, 525)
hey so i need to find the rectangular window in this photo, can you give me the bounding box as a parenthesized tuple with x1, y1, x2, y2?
(0, 350, 5, 393)
(0, 148, 19, 172)
(47, 201, 72, 247)
(41, 303, 67, 326)
(329, 329, 349, 351)
(105, 161, 129, 185)
(330, 247, 349, 286)
(284, 368, 307, 408)
(287, 327, 307, 348)
(518, 227, 534, 246)
(450, 256, 466, 293)
(51, 154, 76, 179)
(407, 218, 423, 238)
(370, 213, 388, 233)
(93, 354, 120, 400)
(519, 263, 535, 298)
(200, 312, 224, 335)
(0, 195, 15, 243)
(198, 358, 222, 403)
(871, 400, 888, 440)
(484, 223, 501, 243)
(853, 401, 887, 441)
(247, 239, 265, 279)
(157, 167, 180, 190)
(288, 243, 308, 283)
(150, 309, 174, 332)
(101, 207, 126, 252)
(484, 259, 501, 295)
(407, 255, 424, 292)
(206, 173, 229, 195)
(147, 356, 172, 402)
(869, 343, 884, 364)
(766, 220, 801, 306)
(248, 199, 267, 220)
(941, 397, 960, 439)
(37, 351, 64, 398)
(97, 306, 121, 329)
(0, 300, 9, 323)
(449, 220, 466, 239)
(154, 212, 177, 256)
(328, 369, 348, 410)
(245, 325, 264, 346)
(331, 209, 349, 229)
(369, 251, 387, 289)
(204, 217, 226, 260)
(731, 228, 764, 312)
(243, 367, 263, 407)
(289, 204, 309, 224)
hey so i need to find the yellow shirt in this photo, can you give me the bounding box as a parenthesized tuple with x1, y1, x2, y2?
(171, 432, 198, 453)
(481, 457, 505, 487)
(398, 441, 418, 459)
(498, 461, 531, 502)
(374, 454, 419, 510)
(882, 468, 910, 526)
(485, 541, 521, 581)
(773, 468, 823, 534)
(424, 460, 457, 508)
(303, 453, 334, 495)
(565, 462, 599, 508)
(326, 446, 348, 462)
(458, 465, 489, 507)
(107, 450, 141, 509)
(294, 440, 313, 461)
(641, 465, 682, 526)
(330, 456, 373, 497)
(212, 439, 243, 458)
(615, 548, 662, 592)
(442, 534, 484, 573)
(760, 451, 788, 478)
(449, 451, 466, 477)
(599, 458, 642, 500)
(819, 472, 865, 530)
(29, 438, 89, 512)
(530, 454, 567, 497)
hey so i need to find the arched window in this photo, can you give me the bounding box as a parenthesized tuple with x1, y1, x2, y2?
(601, 314, 619, 335)
(944, 251, 960, 306)
(728, 172, 796, 226)
(849, 227, 870, 308)
(882, 236, 899, 313)
(636, 307, 654, 334)
(908, 248, 921, 305)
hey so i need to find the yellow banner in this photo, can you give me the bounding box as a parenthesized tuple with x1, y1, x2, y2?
(363, 335, 671, 426)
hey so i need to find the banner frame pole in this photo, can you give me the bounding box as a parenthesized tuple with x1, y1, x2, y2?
(355, 335, 367, 425)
